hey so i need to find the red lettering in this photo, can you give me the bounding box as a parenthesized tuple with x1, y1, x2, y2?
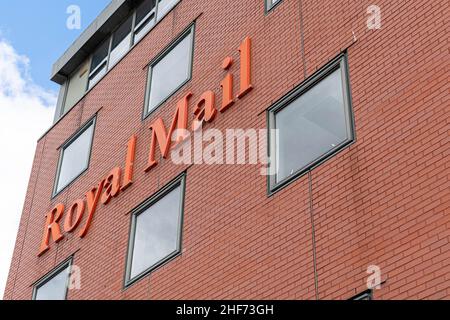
(64, 200, 85, 233)
(220, 57, 234, 112)
(192, 90, 217, 131)
(237, 37, 253, 98)
(101, 167, 122, 205)
(79, 180, 105, 238)
(38, 204, 65, 256)
(145, 92, 192, 171)
(121, 135, 136, 191)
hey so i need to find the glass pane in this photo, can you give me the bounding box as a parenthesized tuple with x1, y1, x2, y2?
(134, 8, 156, 43)
(136, 0, 156, 25)
(275, 68, 349, 183)
(88, 40, 109, 89)
(134, 19, 154, 43)
(271, 0, 281, 6)
(147, 31, 192, 112)
(157, 0, 178, 19)
(109, 16, 132, 68)
(130, 185, 182, 279)
(88, 66, 107, 89)
(63, 59, 90, 113)
(90, 40, 109, 72)
(56, 123, 94, 193)
(34, 265, 70, 300)
(135, 0, 156, 42)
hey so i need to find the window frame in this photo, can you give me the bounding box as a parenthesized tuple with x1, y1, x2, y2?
(265, 0, 283, 13)
(32, 258, 73, 300)
(142, 23, 195, 119)
(351, 289, 373, 300)
(124, 173, 186, 288)
(52, 116, 97, 198)
(60, 61, 90, 118)
(55, 0, 182, 123)
(87, 38, 111, 90)
(86, 0, 182, 93)
(267, 53, 355, 195)
(108, 15, 134, 70)
(133, 0, 157, 42)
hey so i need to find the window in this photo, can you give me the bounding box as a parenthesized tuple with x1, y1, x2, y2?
(134, 0, 180, 43)
(351, 290, 373, 300)
(54, 118, 95, 196)
(56, 0, 181, 123)
(268, 54, 354, 192)
(33, 259, 72, 300)
(144, 25, 194, 115)
(109, 16, 133, 68)
(125, 174, 185, 286)
(266, 0, 282, 12)
(134, 0, 157, 42)
(62, 59, 91, 115)
(88, 40, 109, 89)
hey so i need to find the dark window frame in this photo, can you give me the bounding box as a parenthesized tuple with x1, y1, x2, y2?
(87, 38, 111, 90)
(134, 0, 157, 41)
(267, 53, 355, 195)
(142, 22, 195, 120)
(265, 0, 283, 13)
(54, 0, 182, 123)
(351, 289, 373, 300)
(108, 15, 134, 69)
(32, 257, 73, 300)
(124, 173, 186, 288)
(52, 116, 97, 198)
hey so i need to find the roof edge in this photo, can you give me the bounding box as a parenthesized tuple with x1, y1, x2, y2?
(50, 0, 138, 84)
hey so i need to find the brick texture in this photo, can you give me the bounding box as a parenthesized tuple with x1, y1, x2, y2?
(4, 0, 450, 300)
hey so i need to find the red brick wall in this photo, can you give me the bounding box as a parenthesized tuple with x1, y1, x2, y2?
(4, 0, 449, 299)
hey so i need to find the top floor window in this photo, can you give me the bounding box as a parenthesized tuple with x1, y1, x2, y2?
(55, 0, 181, 121)
(86, 0, 180, 91)
(134, 0, 157, 42)
(88, 39, 109, 90)
(109, 15, 133, 68)
(61, 59, 91, 116)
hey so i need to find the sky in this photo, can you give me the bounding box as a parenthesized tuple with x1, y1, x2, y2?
(0, 0, 110, 299)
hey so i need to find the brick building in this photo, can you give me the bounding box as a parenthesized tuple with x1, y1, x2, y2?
(4, 0, 449, 300)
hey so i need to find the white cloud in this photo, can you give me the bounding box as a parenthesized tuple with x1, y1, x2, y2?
(0, 38, 56, 298)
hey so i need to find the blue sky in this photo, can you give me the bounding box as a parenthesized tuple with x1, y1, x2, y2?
(0, 0, 110, 92)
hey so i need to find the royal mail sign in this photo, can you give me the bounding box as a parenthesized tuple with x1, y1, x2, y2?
(38, 37, 253, 256)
